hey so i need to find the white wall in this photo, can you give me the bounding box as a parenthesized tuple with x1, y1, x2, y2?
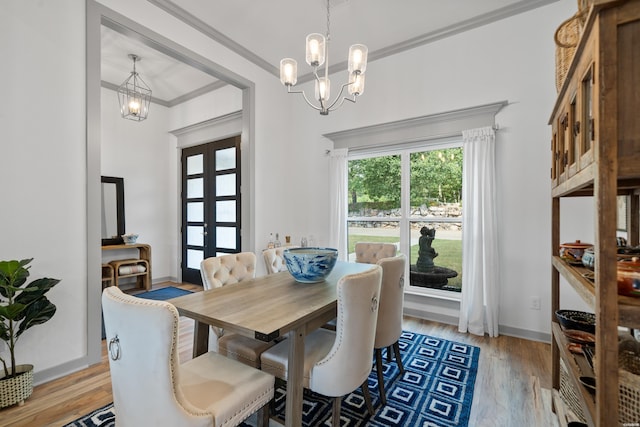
(101, 88, 175, 282)
(0, 0, 88, 374)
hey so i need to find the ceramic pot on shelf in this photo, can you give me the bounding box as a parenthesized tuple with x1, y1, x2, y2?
(618, 257, 640, 297)
(560, 240, 593, 264)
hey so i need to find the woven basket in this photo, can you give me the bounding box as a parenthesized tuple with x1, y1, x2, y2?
(559, 359, 587, 423)
(554, 2, 589, 91)
(0, 364, 34, 408)
(619, 348, 640, 424)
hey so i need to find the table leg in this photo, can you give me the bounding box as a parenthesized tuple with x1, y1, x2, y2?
(192, 320, 209, 358)
(285, 326, 305, 427)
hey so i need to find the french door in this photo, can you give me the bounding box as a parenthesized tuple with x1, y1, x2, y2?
(181, 136, 241, 285)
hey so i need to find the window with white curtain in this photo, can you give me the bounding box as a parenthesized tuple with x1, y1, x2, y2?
(347, 139, 463, 298)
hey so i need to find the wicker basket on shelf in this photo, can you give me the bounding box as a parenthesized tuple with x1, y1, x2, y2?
(554, 2, 590, 91)
(619, 343, 640, 424)
(559, 359, 588, 424)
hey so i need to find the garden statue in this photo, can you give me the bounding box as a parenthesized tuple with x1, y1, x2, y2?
(416, 226, 438, 272)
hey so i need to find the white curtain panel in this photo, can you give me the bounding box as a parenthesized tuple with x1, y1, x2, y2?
(458, 126, 500, 337)
(328, 148, 349, 261)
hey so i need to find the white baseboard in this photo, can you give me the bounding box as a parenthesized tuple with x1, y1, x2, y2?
(404, 307, 551, 343)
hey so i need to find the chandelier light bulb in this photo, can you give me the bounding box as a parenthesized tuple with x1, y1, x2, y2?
(315, 77, 331, 102)
(306, 33, 325, 67)
(348, 73, 365, 96)
(128, 98, 141, 115)
(348, 44, 368, 74)
(280, 58, 298, 86)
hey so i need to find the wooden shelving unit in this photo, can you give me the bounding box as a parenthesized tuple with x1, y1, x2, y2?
(102, 243, 152, 291)
(549, 2, 640, 426)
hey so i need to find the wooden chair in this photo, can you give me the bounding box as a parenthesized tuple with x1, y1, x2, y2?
(373, 254, 407, 405)
(260, 265, 383, 425)
(200, 252, 275, 367)
(102, 286, 274, 427)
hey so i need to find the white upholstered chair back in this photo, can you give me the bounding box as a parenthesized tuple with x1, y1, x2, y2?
(262, 246, 298, 274)
(372, 254, 407, 406)
(200, 252, 256, 290)
(355, 242, 397, 264)
(310, 265, 383, 397)
(374, 254, 406, 349)
(199, 252, 274, 368)
(260, 266, 382, 423)
(102, 286, 274, 427)
(200, 252, 257, 352)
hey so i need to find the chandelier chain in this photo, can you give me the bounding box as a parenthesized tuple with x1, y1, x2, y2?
(326, 0, 331, 41)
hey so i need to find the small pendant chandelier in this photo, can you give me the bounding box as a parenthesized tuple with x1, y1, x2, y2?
(117, 54, 152, 122)
(279, 0, 368, 115)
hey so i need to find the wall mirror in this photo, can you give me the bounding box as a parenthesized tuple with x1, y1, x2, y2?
(101, 176, 125, 245)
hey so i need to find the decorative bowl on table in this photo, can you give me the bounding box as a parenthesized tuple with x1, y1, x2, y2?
(283, 247, 338, 283)
(555, 309, 596, 334)
(121, 233, 139, 245)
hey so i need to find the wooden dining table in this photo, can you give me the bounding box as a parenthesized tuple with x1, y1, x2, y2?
(169, 260, 376, 427)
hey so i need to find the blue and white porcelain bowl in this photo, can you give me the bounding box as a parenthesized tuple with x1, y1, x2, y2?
(121, 233, 139, 245)
(283, 247, 338, 283)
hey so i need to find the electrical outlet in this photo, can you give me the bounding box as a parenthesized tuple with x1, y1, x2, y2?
(530, 296, 541, 310)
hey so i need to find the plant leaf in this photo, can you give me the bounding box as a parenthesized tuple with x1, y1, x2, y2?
(0, 259, 32, 298)
(0, 303, 26, 321)
(14, 278, 60, 306)
(16, 299, 56, 337)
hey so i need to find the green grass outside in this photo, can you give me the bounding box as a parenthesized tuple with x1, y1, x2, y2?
(348, 234, 463, 289)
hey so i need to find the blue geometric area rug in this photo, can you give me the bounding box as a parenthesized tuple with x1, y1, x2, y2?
(101, 287, 192, 344)
(64, 331, 479, 427)
(133, 286, 193, 300)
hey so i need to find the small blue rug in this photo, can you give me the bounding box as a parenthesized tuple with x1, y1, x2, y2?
(101, 287, 192, 339)
(133, 286, 193, 300)
(65, 331, 480, 427)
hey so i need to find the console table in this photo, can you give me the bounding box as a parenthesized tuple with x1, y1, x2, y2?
(101, 243, 152, 291)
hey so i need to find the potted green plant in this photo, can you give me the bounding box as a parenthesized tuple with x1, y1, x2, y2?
(0, 258, 59, 407)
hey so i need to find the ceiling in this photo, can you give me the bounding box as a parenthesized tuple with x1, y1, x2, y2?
(101, 0, 558, 106)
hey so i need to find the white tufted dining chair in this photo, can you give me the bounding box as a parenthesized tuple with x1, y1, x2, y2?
(373, 254, 407, 406)
(102, 286, 274, 427)
(200, 252, 275, 368)
(262, 246, 299, 275)
(355, 242, 398, 264)
(260, 265, 383, 426)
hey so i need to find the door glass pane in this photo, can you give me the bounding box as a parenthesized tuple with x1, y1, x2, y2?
(216, 174, 236, 197)
(187, 226, 204, 247)
(187, 178, 203, 198)
(216, 226, 236, 249)
(187, 249, 204, 269)
(187, 154, 203, 175)
(187, 202, 204, 222)
(216, 147, 235, 171)
(216, 201, 236, 222)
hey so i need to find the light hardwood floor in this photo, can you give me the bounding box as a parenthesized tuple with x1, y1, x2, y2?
(1, 283, 558, 427)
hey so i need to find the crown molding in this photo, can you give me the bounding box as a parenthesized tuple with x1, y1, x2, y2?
(325, 100, 508, 150)
(147, 0, 557, 85)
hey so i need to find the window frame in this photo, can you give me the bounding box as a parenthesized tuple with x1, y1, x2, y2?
(347, 138, 463, 300)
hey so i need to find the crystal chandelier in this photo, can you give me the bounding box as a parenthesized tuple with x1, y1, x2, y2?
(117, 54, 152, 121)
(279, 0, 368, 115)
